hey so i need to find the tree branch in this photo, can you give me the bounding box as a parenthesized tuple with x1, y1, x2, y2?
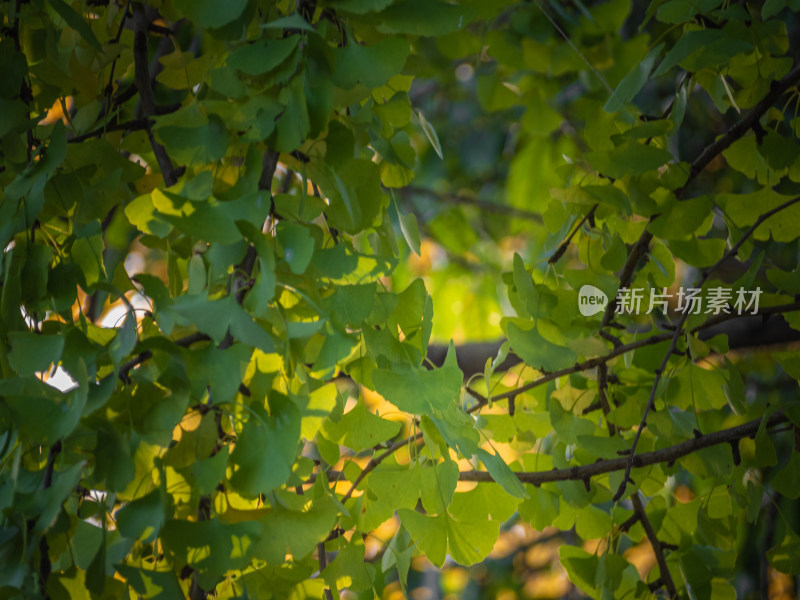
(340, 432, 424, 505)
(704, 196, 800, 279)
(548, 203, 598, 264)
(631, 492, 678, 599)
(38, 440, 62, 596)
(677, 62, 800, 195)
(602, 226, 653, 325)
(235, 148, 280, 303)
(459, 411, 788, 486)
(321, 413, 788, 494)
(317, 542, 334, 600)
(132, 4, 180, 187)
(67, 118, 149, 144)
(117, 332, 211, 384)
(397, 186, 544, 223)
(102, 0, 131, 101)
(597, 362, 615, 436)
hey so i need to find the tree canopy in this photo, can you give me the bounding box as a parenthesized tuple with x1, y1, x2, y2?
(1, 0, 800, 598)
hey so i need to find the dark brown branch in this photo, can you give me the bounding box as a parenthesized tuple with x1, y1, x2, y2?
(68, 118, 149, 143)
(205, 150, 281, 595)
(677, 62, 800, 196)
(647, 578, 664, 592)
(471, 332, 672, 406)
(459, 411, 788, 486)
(42, 440, 62, 490)
(631, 492, 678, 599)
(597, 363, 615, 436)
(132, 5, 180, 187)
(103, 0, 131, 100)
(601, 226, 652, 325)
(321, 403, 788, 578)
(613, 322, 682, 501)
(117, 332, 210, 383)
(696, 300, 800, 331)
(185, 153, 279, 598)
(398, 186, 544, 223)
(704, 196, 800, 279)
(318, 542, 334, 600)
(548, 203, 598, 264)
(313, 412, 787, 496)
(618, 512, 640, 533)
(38, 440, 62, 597)
(340, 432, 424, 505)
(279, 292, 800, 499)
(259, 149, 281, 193)
(598, 329, 622, 348)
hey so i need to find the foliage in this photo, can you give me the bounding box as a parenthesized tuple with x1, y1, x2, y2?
(1, 0, 800, 599)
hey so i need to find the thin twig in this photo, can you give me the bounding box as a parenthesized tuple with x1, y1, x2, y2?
(68, 118, 149, 143)
(549, 203, 598, 264)
(339, 432, 424, 505)
(704, 196, 800, 278)
(103, 0, 132, 102)
(190, 149, 281, 599)
(318, 542, 334, 600)
(597, 363, 615, 435)
(398, 186, 543, 223)
(618, 512, 640, 533)
(601, 226, 653, 325)
(321, 308, 794, 567)
(38, 440, 62, 594)
(631, 492, 678, 599)
(532, 0, 614, 95)
(42, 440, 62, 490)
(599, 329, 622, 347)
(116, 332, 211, 383)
